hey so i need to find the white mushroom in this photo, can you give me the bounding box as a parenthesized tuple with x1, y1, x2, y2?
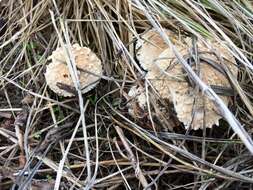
(45, 44, 103, 97)
(136, 29, 173, 71)
(136, 29, 238, 130)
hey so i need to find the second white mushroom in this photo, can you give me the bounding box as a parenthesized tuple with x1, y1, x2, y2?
(133, 29, 238, 130)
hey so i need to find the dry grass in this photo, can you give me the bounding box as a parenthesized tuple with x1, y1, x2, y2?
(1, 0, 253, 189)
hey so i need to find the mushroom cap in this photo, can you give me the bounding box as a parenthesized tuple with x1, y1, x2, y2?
(136, 29, 173, 71)
(146, 36, 238, 130)
(45, 44, 102, 97)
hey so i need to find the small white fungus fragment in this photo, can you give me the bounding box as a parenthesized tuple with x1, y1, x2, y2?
(127, 86, 147, 118)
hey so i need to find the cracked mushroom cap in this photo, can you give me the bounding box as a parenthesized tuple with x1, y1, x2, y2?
(136, 29, 173, 71)
(145, 35, 238, 130)
(45, 44, 102, 97)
